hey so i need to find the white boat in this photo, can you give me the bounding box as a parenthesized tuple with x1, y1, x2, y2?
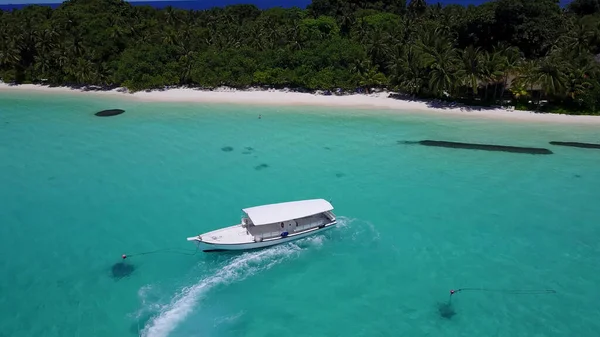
(186, 199, 336, 252)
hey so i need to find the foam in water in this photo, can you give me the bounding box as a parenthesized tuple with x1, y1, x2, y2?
(139, 231, 342, 337)
(333, 216, 380, 242)
(134, 285, 162, 320)
(141, 243, 304, 337)
(213, 311, 245, 328)
(334, 216, 356, 229)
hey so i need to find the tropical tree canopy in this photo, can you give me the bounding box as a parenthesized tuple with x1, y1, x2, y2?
(1, 0, 599, 114)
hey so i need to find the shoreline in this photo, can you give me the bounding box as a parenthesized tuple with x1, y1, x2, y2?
(2, 83, 600, 125)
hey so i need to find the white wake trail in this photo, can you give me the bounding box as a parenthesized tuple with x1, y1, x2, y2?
(141, 244, 302, 337)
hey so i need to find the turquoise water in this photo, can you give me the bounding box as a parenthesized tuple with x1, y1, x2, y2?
(1, 91, 599, 337)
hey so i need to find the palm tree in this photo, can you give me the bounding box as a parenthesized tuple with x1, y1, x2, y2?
(33, 54, 52, 79)
(534, 55, 568, 102)
(479, 50, 504, 103)
(107, 16, 127, 41)
(419, 36, 460, 98)
(496, 43, 522, 104)
(387, 45, 426, 96)
(179, 50, 196, 84)
(457, 45, 483, 101)
(408, 0, 428, 18)
(337, 7, 355, 36)
(286, 22, 302, 51)
(509, 82, 530, 104)
(517, 59, 537, 90)
(556, 17, 597, 56)
(566, 66, 593, 103)
(510, 59, 538, 107)
(515, 54, 567, 109)
(351, 58, 371, 80)
(363, 26, 391, 68)
(0, 34, 22, 69)
(64, 57, 95, 84)
(359, 66, 388, 93)
(163, 6, 180, 27)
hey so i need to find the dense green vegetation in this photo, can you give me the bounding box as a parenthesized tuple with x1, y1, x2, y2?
(1, 0, 600, 114)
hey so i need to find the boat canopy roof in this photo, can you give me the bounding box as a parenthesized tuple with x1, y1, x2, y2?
(243, 199, 333, 226)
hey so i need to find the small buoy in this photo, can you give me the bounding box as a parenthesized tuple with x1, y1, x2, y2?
(450, 289, 455, 295)
(122, 254, 127, 259)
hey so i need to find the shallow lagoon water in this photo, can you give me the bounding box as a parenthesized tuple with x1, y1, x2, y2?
(1, 91, 599, 337)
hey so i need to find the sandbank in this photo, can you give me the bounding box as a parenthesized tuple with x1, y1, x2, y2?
(1, 82, 599, 125)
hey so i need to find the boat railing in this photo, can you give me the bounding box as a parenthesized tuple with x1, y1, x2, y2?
(255, 231, 281, 241)
(254, 217, 334, 241)
(296, 220, 319, 232)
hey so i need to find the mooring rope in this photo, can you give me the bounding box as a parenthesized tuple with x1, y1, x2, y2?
(121, 245, 199, 259)
(450, 288, 556, 295)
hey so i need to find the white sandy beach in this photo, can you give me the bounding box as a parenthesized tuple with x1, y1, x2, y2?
(1, 82, 600, 125)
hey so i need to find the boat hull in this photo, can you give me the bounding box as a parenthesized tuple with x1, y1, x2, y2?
(192, 222, 336, 252)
